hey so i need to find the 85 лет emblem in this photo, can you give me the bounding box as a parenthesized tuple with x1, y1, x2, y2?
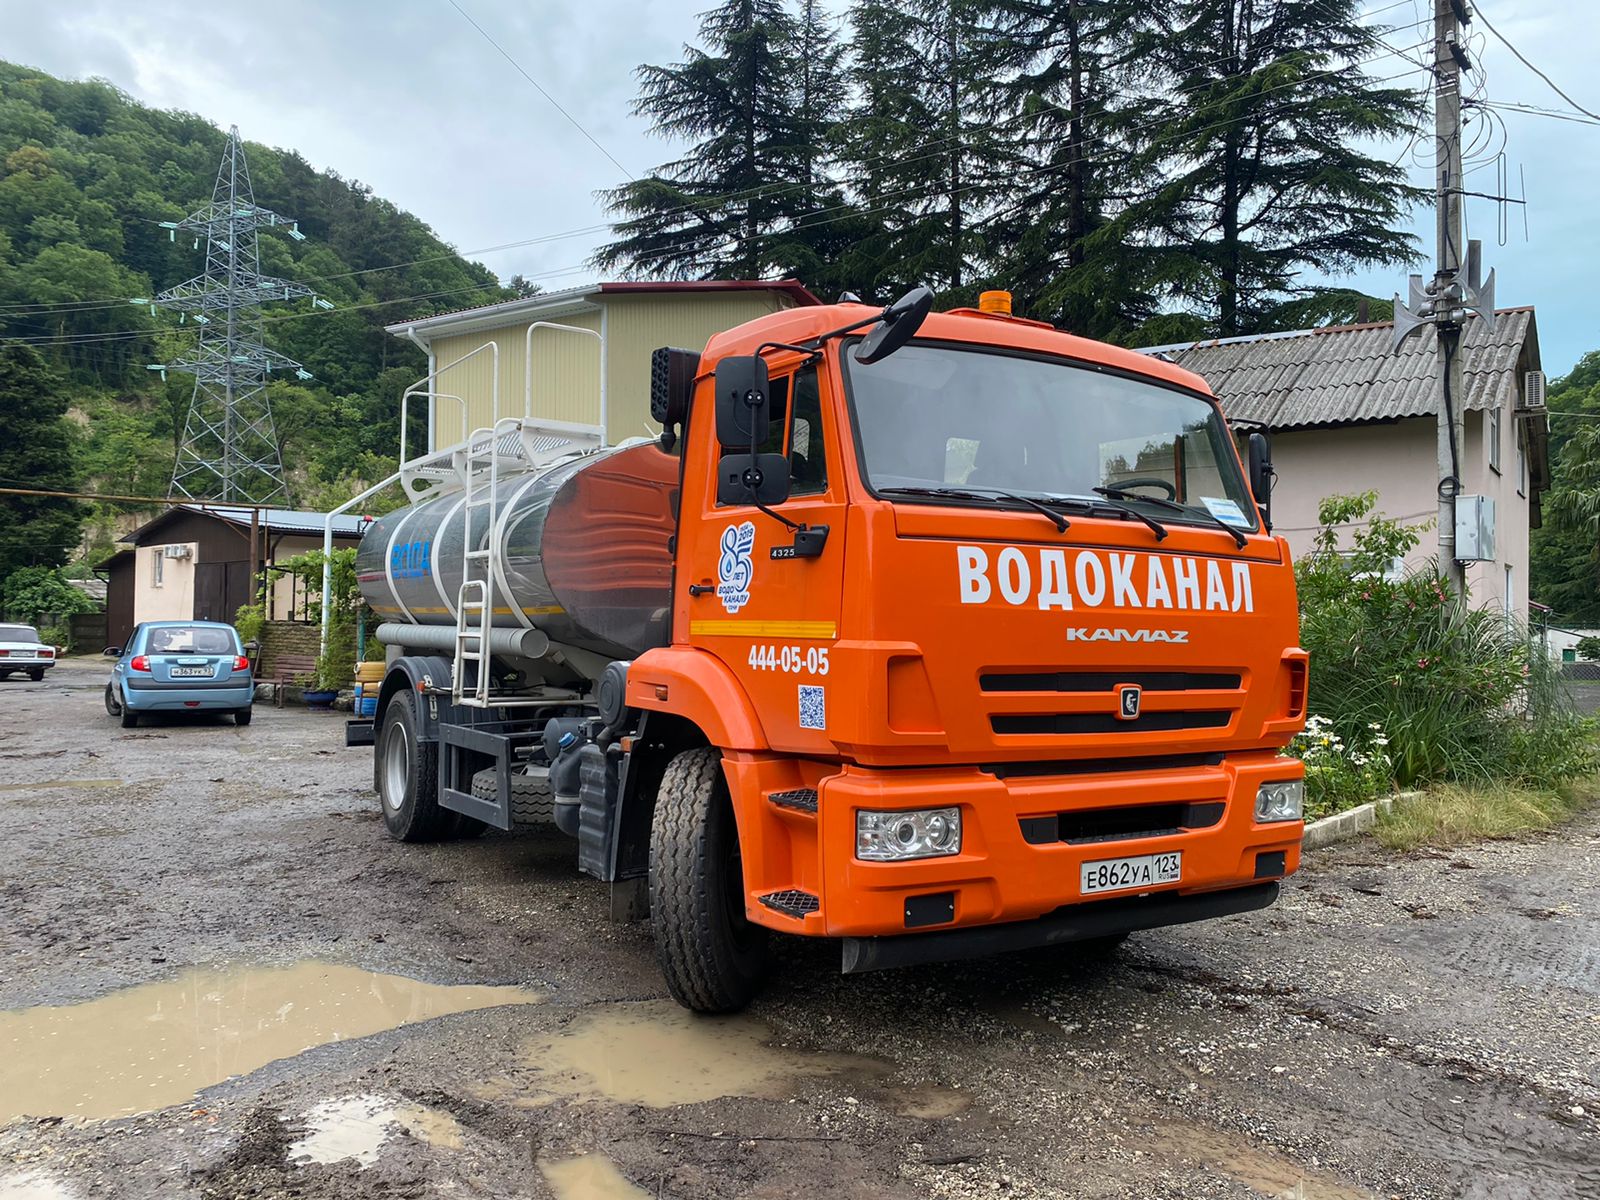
(716, 521, 756, 614)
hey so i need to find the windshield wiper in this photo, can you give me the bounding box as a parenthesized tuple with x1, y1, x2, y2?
(1093, 485, 1247, 549)
(878, 485, 1070, 534)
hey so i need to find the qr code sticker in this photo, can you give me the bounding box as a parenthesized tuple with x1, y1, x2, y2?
(798, 685, 826, 730)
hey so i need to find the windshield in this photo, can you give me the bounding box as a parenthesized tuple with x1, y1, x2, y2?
(844, 343, 1258, 532)
(144, 626, 239, 654)
(0, 625, 40, 643)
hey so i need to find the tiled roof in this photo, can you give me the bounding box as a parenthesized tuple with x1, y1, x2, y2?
(1141, 308, 1537, 430)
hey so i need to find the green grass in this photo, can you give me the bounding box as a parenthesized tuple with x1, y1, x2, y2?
(1374, 777, 1600, 851)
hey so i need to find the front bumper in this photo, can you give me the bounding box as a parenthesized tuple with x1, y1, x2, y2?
(734, 750, 1302, 939)
(123, 682, 254, 711)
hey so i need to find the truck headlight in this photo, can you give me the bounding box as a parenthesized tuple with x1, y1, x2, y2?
(1255, 780, 1304, 823)
(856, 807, 962, 861)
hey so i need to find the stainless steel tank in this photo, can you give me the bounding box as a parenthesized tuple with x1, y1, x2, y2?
(356, 442, 678, 661)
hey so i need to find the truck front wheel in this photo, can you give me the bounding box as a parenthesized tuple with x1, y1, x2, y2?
(649, 747, 768, 1013)
(376, 689, 451, 842)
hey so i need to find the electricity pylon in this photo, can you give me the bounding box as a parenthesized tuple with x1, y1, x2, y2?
(136, 125, 331, 504)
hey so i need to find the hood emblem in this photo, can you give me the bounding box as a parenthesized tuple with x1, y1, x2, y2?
(1116, 684, 1142, 720)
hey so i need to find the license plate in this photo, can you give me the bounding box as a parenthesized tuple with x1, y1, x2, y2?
(170, 667, 214, 678)
(1080, 851, 1182, 896)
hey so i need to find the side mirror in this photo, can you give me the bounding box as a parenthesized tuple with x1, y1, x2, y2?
(855, 285, 934, 365)
(1247, 432, 1274, 529)
(103, 647, 121, 658)
(718, 452, 792, 507)
(714, 355, 770, 448)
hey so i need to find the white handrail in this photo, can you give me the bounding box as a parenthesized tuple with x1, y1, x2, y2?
(524, 321, 605, 447)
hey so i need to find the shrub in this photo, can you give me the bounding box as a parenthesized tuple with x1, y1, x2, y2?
(1288, 715, 1394, 820)
(1295, 493, 1596, 807)
(2, 565, 96, 626)
(233, 601, 266, 647)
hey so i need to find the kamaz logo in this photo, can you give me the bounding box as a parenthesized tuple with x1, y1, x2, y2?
(1066, 627, 1190, 644)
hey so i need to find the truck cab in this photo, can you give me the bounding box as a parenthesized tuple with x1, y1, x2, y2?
(362, 289, 1306, 1013)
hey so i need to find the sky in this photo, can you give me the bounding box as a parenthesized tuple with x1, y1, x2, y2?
(4, 0, 1596, 375)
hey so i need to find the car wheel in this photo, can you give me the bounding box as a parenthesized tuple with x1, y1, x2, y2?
(26, 668, 43, 682)
(233, 707, 253, 726)
(649, 747, 768, 1013)
(375, 689, 451, 842)
(119, 696, 139, 729)
(104, 683, 121, 717)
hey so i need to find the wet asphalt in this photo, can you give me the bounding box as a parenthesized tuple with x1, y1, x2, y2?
(0, 657, 1596, 1199)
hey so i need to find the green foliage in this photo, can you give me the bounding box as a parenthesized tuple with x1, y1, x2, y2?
(232, 601, 266, 647)
(266, 547, 360, 691)
(1577, 636, 1600, 662)
(1296, 494, 1596, 809)
(0, 61, 509, 523)
(0, 344, 84, 579)
(1288, 715, 1394, 820)
(1531, 350, 1600, 623)
(2, 565, 96, 625)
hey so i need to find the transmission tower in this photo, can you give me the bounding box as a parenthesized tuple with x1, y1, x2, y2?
(135, 125, 330, 504)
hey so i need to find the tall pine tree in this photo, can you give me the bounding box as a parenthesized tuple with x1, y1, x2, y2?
(595, 0, 839, 281)
(838, 0, 1020, 302)
(1131, 0, 1424, 336)
(986, 0, 1161, 339)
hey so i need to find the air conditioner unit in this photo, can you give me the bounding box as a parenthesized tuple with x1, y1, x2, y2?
(1455, 495, 1496, 563)
(1519, 369, 1547, 413)
(162, 544, 192, 560)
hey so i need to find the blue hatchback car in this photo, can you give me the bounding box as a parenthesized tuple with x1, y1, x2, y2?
(104, 621, 255, 728)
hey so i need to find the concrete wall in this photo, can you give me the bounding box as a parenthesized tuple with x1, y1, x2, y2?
(1267, 409, 1532, 623)
(427, 291, 797, 449)
(132, 542, 196, 623)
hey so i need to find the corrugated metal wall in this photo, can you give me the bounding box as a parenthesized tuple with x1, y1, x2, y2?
(427, 292, 794, 447)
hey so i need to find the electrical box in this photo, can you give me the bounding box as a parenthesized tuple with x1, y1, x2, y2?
(1454, 495, 1496, 562)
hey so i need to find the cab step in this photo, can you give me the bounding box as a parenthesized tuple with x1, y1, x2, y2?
(768, 788, 818, 814)
(758, 889, 820, 918)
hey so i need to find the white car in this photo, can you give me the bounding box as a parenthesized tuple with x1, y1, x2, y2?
(0, 623, 57, 682)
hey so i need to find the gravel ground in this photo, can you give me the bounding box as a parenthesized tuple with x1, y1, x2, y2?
(1, 657, 1596, 1200)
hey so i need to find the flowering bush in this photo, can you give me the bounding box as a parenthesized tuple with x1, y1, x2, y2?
(1294, 492, 1595, 804)
(1288, 715, 1394, 820)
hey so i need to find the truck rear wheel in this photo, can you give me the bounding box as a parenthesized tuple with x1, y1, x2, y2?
(376, 689, 451, 842)
(649, 747, 767, 1013)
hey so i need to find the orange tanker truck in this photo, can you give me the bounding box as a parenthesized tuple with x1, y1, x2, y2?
(350, 286, 1308, 1012)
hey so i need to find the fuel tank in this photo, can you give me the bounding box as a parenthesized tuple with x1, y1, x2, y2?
(356, 441, 679, 661)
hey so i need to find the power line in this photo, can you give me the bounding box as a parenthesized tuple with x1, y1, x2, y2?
(1474, 4, 1600, 122)
(446, 0, 634, 180)
(1475, 99, 1600, 127)
(0, 25, 1433, 319)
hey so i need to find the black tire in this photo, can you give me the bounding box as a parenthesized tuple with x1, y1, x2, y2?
(470, 767, 554, 825)
(375, 689, 450, 842)
(119, 695, 139, 728)
(233, 707, 253, 726)
(104, 683, 121, 717)
(649, 747, 768, 1013)
(26, 668, 43, 682)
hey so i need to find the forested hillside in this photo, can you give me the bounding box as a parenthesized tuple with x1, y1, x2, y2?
(0, 62, 511, 566)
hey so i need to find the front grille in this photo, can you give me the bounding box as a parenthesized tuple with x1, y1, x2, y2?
(984, 753, 1225, 779)
(981, 670, 1241, 693)
(992, 710, 1232, 735)
(1020, 800, 1226, 846)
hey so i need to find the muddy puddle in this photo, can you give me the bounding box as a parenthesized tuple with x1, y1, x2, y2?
(289, 1093, 465, 1166)
(0, 961, 538, 1124)
(538, 1153, 650, 1200)
(1153, 1121, 1376, 1200)
(517, 1000, 860, 1107)
(0, 1170, 79, 1200)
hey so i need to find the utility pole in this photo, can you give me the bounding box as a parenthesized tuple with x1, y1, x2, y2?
(1393, 0, 1494, 599)
(133, 126, 331, 505)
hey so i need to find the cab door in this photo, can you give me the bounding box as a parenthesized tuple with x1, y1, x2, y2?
(677, 358, 847, 753)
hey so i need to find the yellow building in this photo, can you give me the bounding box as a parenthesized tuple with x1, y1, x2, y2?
(384, 280, 821, 452)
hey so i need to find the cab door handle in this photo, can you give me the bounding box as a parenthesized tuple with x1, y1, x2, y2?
(687, 583, 714, 596)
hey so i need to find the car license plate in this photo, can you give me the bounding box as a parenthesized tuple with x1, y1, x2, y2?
(170, 667, 213, 678)
(1080, 851, 1182, 896)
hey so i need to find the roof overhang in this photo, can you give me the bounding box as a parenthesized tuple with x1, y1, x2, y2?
(384, 279, 822, 345)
